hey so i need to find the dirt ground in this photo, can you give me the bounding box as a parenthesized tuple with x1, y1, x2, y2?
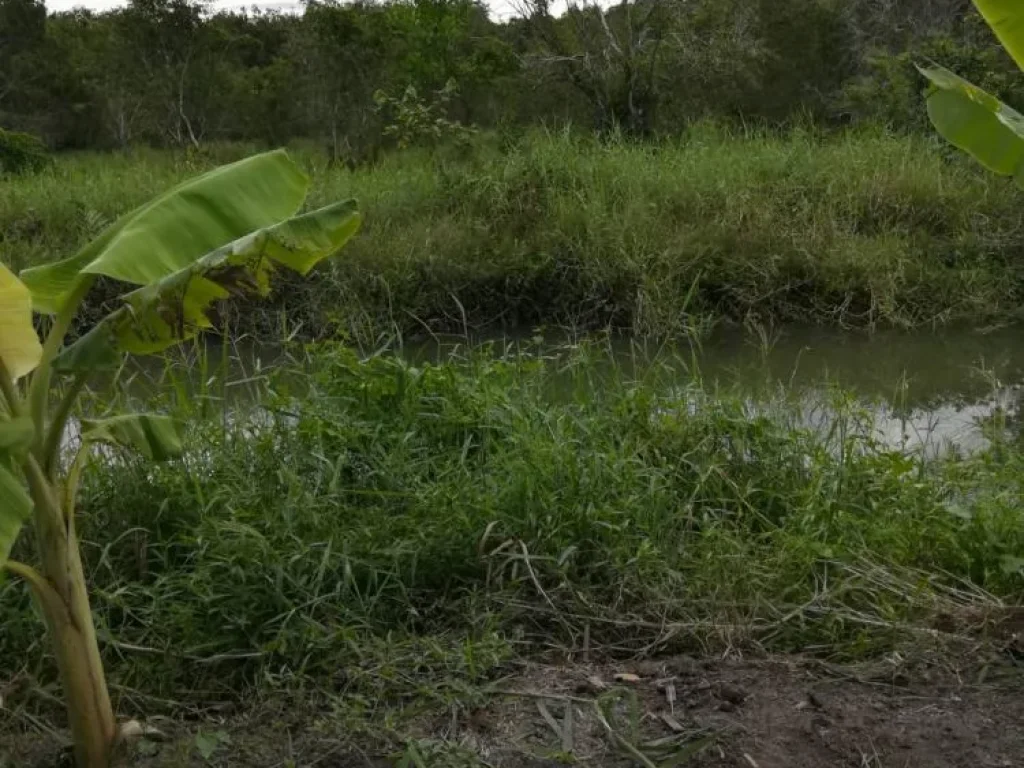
(5, 652, 1024, 767)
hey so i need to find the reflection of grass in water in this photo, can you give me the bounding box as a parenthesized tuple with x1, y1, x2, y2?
(404, 329, 1023, 458)
(3, 339, 1022, 736)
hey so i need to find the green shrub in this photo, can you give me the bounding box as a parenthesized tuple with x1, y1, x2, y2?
(841, 19, 1024, 131)
(0, 128, 49, 175)
(4, 342, 1022, 703)
(6, 129, 1024, 338)
(374, 79, 475, 150)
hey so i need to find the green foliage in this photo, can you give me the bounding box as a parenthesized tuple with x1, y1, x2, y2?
(0, 129, 48, 175)
(0, 0, 1010, 148)
(374, 79, 475, 150)
(57, 200, 360, 369)
(79, 414, 183, 461)
(915, 1, 1024, 187)
(0, 463, 32, 565)
(2, 342, 1021, 706)
(0, 148, 360, 767)
(974, 0, 1024, 70)
(673, 0, 855, 124)
(919, 62, 1024, 179)
(321, 126, 1024, 335)
(21, 149, 310, 314)
(6, 129, 1024, 342)
(842, 26, 1024, 132)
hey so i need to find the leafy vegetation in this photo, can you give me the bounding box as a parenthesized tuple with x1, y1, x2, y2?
(918, 0, 1024, 188)
(4, 127, 1024, 340)
(6, 0, 1024, 764)
(3, 341, 1024, 762)
(0, 151, 359, 767)
(0, 128, 48, 174)
(374, 79, 475, 151)
(0, 0, 1014, 151)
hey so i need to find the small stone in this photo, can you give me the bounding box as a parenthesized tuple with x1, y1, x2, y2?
(717, 684, 748, 705)
(576, 675, 608, 694)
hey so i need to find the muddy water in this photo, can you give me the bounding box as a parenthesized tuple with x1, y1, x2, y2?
(670, 325, 1024, 456)
(120, 325, 1024, 457)
(404, 325, 1024, 456)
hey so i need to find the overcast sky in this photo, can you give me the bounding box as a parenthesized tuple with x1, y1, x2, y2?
(49, 0, 299, 9)
(45, 0, 528, 20)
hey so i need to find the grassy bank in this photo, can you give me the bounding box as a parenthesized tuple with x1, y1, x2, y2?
(3, 343, 1023, 756)
(4, 126, 1024, 339)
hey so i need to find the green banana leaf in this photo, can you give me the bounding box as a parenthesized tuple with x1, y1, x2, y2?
(918, 62, 1024, 183)
(80, 414, 183, 461)
(0, 263, 42, 380)
(0, 461, 33, 567)
(0, 417, 35, 453)
(19, 150, 309, 314)
(974, 0, 1024, 72)
(56, 201, 361, 371)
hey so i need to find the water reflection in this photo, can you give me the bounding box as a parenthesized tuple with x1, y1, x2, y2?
(406, 325, 1024, 457)
(102, 324, 1024, 458)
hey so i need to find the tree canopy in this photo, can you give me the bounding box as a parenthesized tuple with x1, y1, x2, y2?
(0, 0, 1017, 151)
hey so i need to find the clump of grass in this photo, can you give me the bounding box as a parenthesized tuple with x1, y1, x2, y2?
(2, 341, 1020, 718)
(323, 124, 1024, 337)
(4, 126, 1024, 340)
(0, 129, 50, 176)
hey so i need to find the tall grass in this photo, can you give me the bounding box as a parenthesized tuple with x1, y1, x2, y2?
(4, 125, 1024, 339)
(2, 342, 1021, 718)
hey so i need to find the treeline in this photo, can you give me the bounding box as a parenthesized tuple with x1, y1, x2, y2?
(1, 0, 1021, 154)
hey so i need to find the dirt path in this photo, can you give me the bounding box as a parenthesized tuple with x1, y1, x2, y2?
(463, 654, 1024, 768)
(6, 653, 1024, 766)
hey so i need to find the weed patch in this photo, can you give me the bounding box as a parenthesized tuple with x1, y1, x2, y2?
(2, 344, 1020, 710)
(5, 127, 1024, 340)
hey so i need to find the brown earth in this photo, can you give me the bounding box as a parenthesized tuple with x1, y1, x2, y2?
(5, 652, 1024, 767)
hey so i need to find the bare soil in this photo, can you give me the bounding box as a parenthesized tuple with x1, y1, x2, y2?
(5, 653, 1024, 767)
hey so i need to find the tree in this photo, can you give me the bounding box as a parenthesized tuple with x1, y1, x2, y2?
(0, 150, 360, 767)
(48, 10, 144, 147)
(515, 0, 675, 136)
(918, 0, 1024, 185)
(290, 1, 390, 161)
(112, 0, 209, 147)
(0, 0, 46, 110)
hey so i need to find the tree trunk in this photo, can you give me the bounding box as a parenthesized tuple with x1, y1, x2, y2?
(30, 468, 116, 768)
(40, 540, 116, 766)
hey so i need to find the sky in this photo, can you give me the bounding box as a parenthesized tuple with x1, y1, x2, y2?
(45, 0, 529, 20)
(49, 0, 302, 9)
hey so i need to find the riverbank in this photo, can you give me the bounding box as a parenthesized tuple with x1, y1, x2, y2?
(5, 125, 1024, 340)
(4, 341, 1024, 764)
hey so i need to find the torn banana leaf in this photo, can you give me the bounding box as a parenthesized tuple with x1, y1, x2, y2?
(0, 263, 42, 381)
(56, 201, 361, 371)
(918, 62, 1024, 183)
(19, 150, 309, 315)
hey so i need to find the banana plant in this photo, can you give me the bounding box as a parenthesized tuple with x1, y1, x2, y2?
(0, 149, 360, 767)
(918, 1, 1024, 183)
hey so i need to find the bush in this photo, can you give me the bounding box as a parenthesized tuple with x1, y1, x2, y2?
(374, 79, 475, 151)
(0, 128, 49, 175)
(840, 15, 1024, 131)
(6, 128, 1024, 338)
